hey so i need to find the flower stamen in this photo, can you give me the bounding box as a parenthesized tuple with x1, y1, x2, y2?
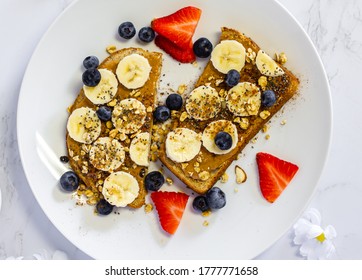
(315, 233, 326, 243)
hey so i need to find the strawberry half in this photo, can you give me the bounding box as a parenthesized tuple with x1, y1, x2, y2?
(256, 152, 299, 203)
(155, 35, 196, 63)
(151, 6, 202, 50)
(151, 191, 189, 234)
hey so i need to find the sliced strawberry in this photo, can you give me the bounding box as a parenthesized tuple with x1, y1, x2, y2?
(151, 6, 202, 50)
(151, 191, 189, 234)
(155, 35, 196, 63)
(256, 152, 299, 203)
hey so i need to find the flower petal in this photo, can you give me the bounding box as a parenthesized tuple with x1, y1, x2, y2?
(306, 224, 324, 239)
(299, 239, 317, 258)
(52, 250, 68, 260)
(304, 208, 322, 225)
(324, 225, 337, 240)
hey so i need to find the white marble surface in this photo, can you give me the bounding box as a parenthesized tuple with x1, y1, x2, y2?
(0, 0, 361, 260)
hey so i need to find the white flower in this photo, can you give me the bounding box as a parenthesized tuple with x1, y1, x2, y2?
(293, 208, 337, 260)
(5, 250, 68, 260)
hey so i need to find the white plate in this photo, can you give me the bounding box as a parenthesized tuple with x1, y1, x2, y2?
(17, 0, 332, 259)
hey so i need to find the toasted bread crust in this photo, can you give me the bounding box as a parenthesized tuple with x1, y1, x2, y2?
(67, 48, 162, 208)
(158, 27, 299, 194)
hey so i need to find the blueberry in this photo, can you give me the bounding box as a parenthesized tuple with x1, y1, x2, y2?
(166, 94, 183, 110)
(96, 105, 112, 122)
(153, 105, 170, 122)
(192, 196, 210, 212)
(225, 69, 240, 87)
(206, 187, 226, 210)
(96, 199, 113, 215)
(82, 68, 101, 87)
(193, 37, 213, 58)
(83, 56, 99, 69)
(118, 21, 136, 39)
(59, 156, 69, 163)
(144, 171, 165, 191)
(214, 132, 232, 150)
(59, 171, 79, 192)
(261, 90, 276, 107)
(138, 27, 155, 43)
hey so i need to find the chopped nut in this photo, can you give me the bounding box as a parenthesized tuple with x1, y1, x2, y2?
(151, 143, 158, 152)
(151, 153, 158, 162)
(203, 220, 209, 227)
(106, 45, 117, 54)
(202, 210, 211, 217)
(235, 165, 247, 184)
(106, 121, 113, 129)
(84, 190, 93, 198)
(276, 52, 287, 64)
(194, 167, 201, 173)
(233, 117, 241, 123)
(72, 155, 79, 161)
(258, 76, 268, 90)
(265, 134, 271, 140)
(87, 197, 98, 206)
(262, 124, 269, 133)
(107, 99, 117, 107)
(109, 129, 118, 138)
(199, 171, 210, 181)
(246, 48, 256, 63)
(239, 118, 249, 129)
(234, 188, 239, 193)
(133, 91, 141, 97)
(280, 119, 287, 125)
(196, 156, 202, 163)
(81, 165, 88, 174)
(177, 84, 187, 94)
(144, 203, 153, 213)
(166, 177, 173, 185)
(218, 89, 226, 97)
(215, 79, 223, 86)
(181, 163, 189, 170)
(146, 106, 153, 113)
(259, 110, 271, 119)
(220, 172, 229, 183)
(179, 111, 189, 122)
(251, 137, 258, 144)
(201, 210, 211, 217)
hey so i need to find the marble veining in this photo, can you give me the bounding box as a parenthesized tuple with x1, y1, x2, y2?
(1, 0, 362, 259)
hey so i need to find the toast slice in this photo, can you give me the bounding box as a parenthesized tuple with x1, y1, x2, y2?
(66, 48, 162, 208)
(158, 27, 299, 194)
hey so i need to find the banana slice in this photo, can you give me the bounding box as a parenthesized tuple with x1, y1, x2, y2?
(83, 69, 118, 105)
(202, 120, 238, 155)
(255, 50, 285, 77)
(226, 82, 261, 116)
(102, 171, 139, 207)
(166, 128, 202, 163)
(116, 53, 151, 89)
(129, 132, 151, 167)
(210, 40, 246, 74)
(89, 137, 125, 172)
(112, 98, 147, 134)
(185, 85, 221, 121)
(67, 107, 101, 144)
